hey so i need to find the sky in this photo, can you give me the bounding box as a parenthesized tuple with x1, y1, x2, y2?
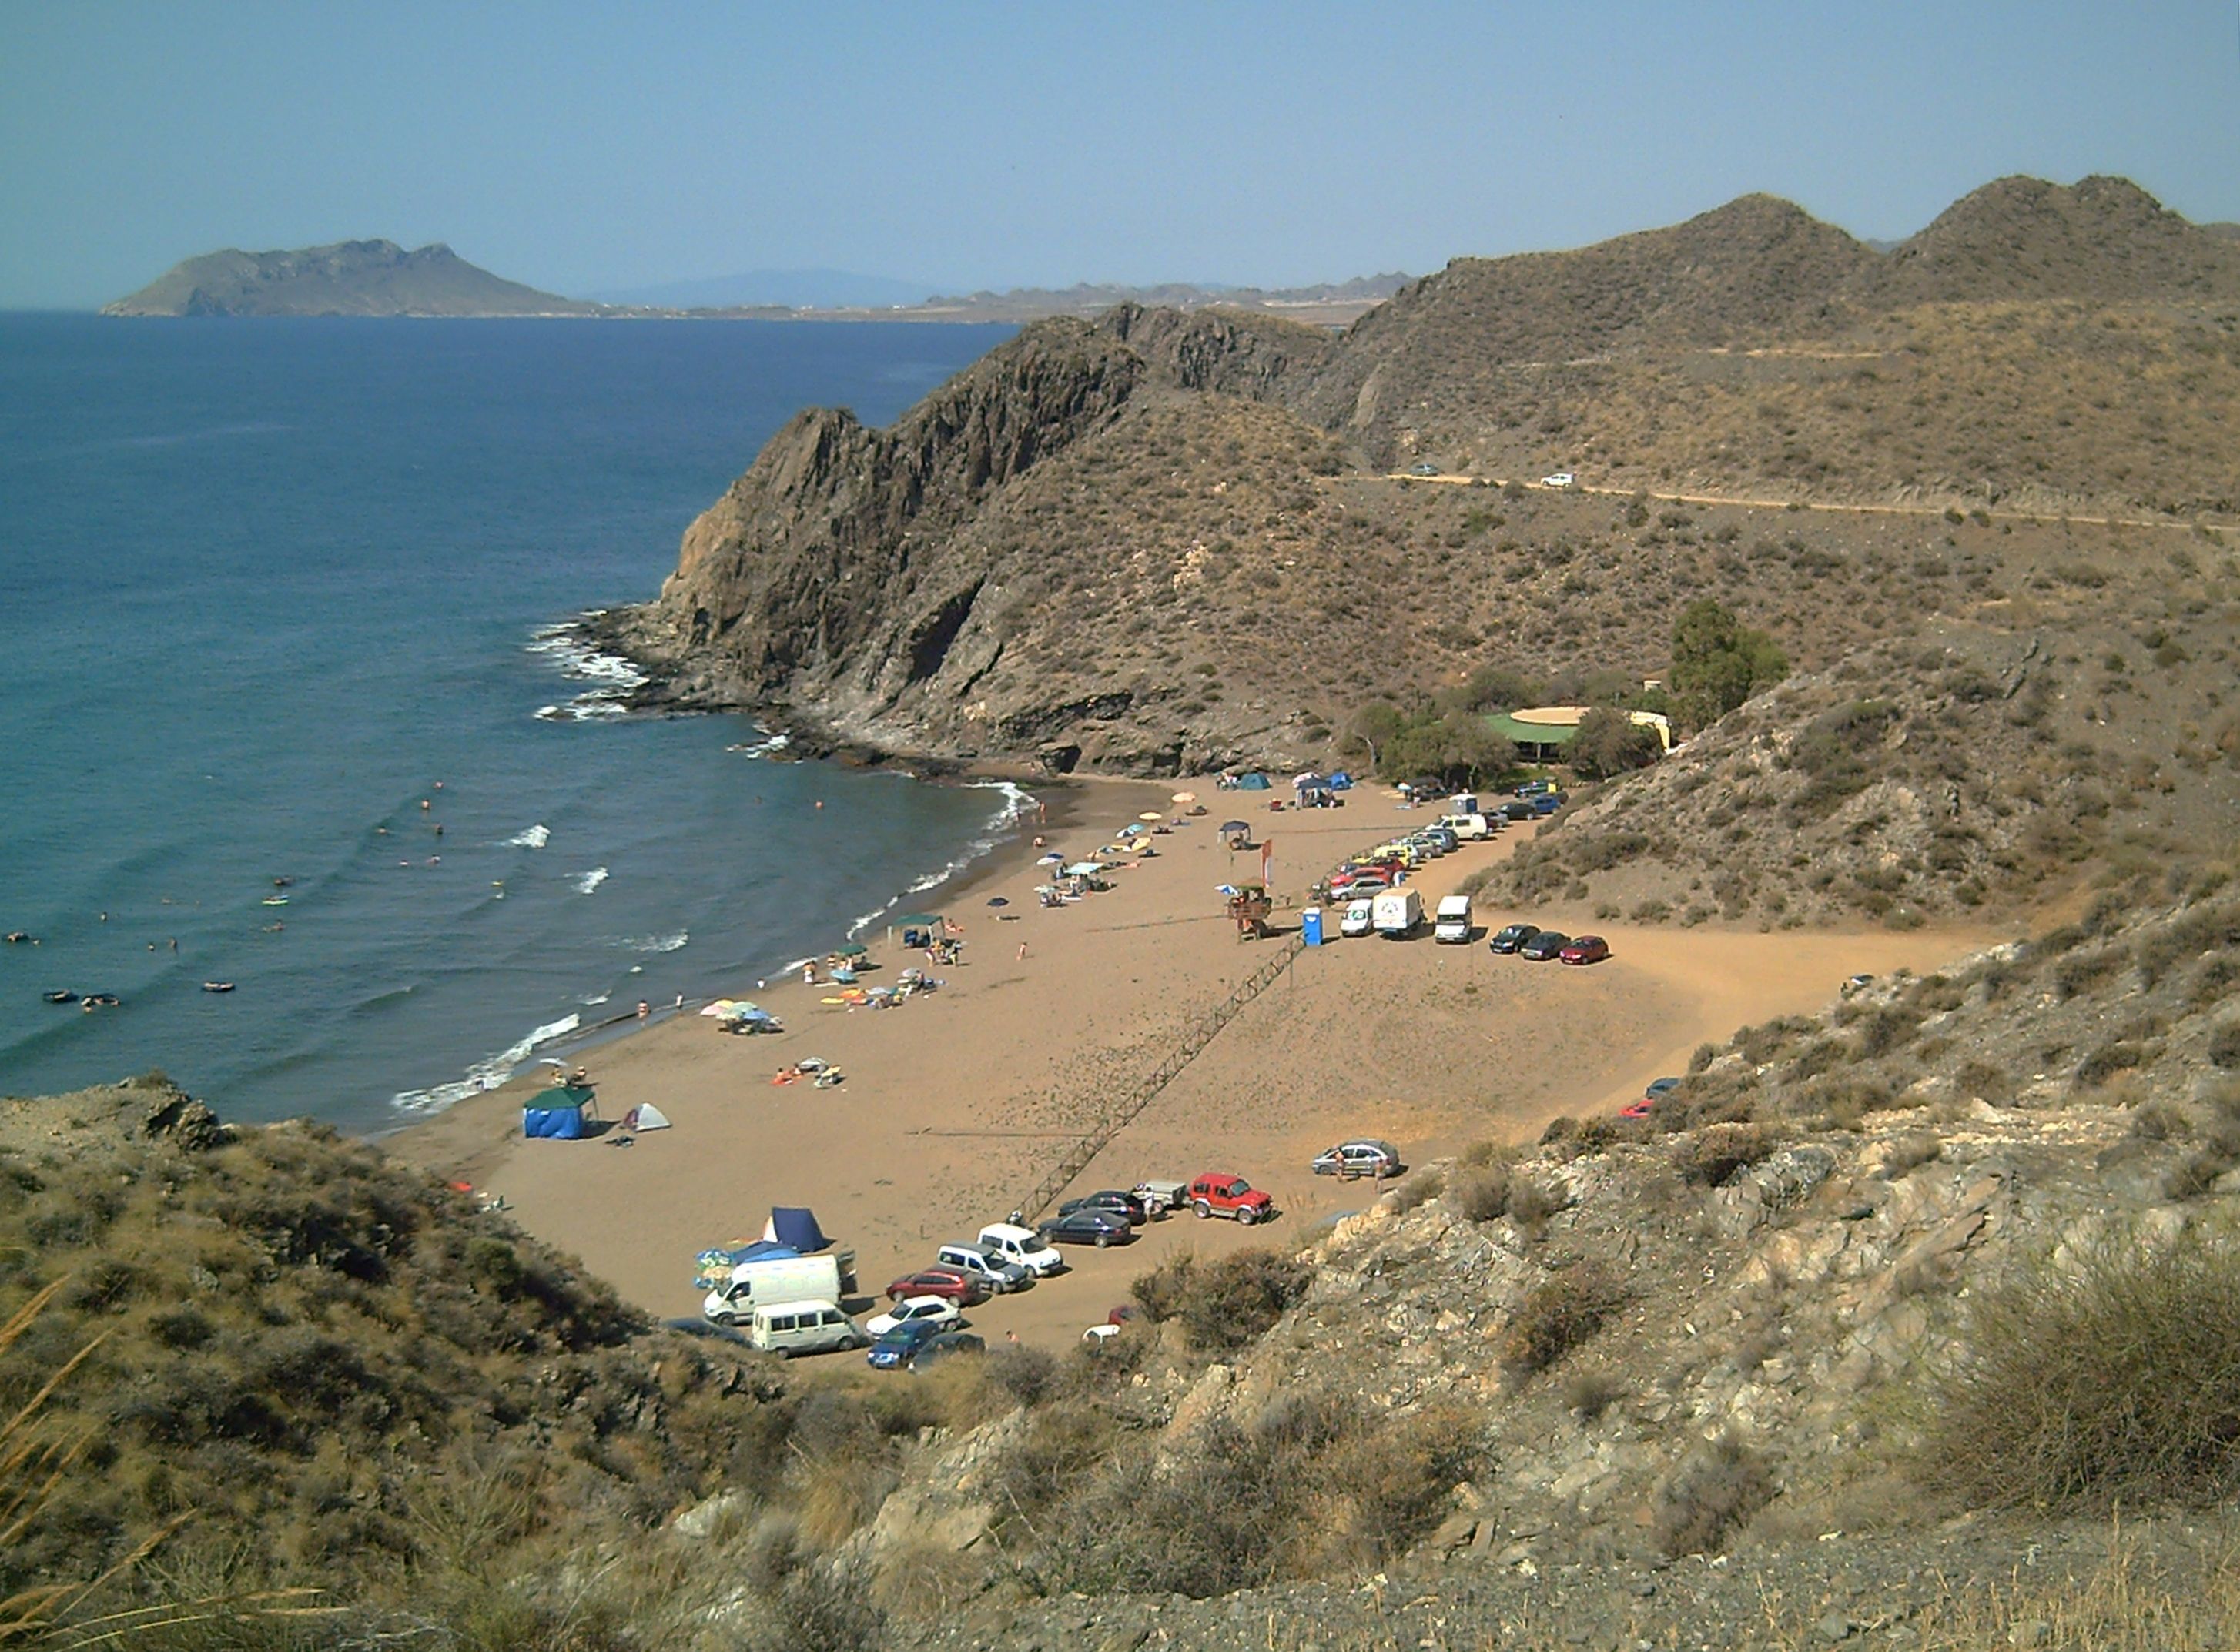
(4, 1, 2237, 308)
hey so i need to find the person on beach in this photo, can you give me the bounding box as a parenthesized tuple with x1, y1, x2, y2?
(637, 1000, 650, 1018)
(1017, 941, 1028, 961)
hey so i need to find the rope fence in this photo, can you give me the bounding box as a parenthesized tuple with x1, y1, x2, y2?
(1016, 933, 1305, 1221)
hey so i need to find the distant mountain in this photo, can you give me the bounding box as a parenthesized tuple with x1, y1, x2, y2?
(911, 273, 1410, 323)
(102, 239, 603, 317)
(592, 268, 939, 309)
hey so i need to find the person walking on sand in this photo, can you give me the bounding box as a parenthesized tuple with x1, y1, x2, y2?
(1016, 941, 1028, 961)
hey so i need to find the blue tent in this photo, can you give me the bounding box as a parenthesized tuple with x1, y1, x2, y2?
(1234, 772, 1271, 791)
(1328, 771, 1354, 790)
(522, 1085, 596, 1140)
(768, 1206, 833, 1252)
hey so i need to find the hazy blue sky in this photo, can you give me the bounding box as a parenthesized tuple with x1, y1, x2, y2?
(5, 1, 2235, 307)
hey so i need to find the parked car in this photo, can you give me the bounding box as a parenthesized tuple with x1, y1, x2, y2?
(1061, 1189, 1153, 1226)
(1488, 923, 1541, 955)
(1409, 461, 1439, 476)
(1187, 1172, 1274, 1224)
(1519, 930, 1570, 961)
(977, 1222, 1065, 1276)
(1339, 897, 1376, 938)
(1530, 791, 1569, 816)
(1515, 780, 1557, 798)
(866, 1319, 946, 1370)
(1559, 935, 1611, 965)
(1622, 1077, 1683, 1119)
(933, 1242, 1031, 1293)
(909, 1330, 986, 1371)
(884, 1267, 989, 1307)
(1311, 1139, 1404, 1180)
(745, 1299, 866, 1359)
(1499, 801, 1537, 822)
(1541, 471, 1575, 487)
(1039, 1207, 1133, 1248)
(866, 1295, 963, 1338)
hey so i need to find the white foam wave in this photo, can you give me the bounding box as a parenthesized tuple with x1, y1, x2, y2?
(622, 930, 688, 954)
(574, 866, 609, 895)
(526, 620, 648, 723)
(725, 731, 792, 757)
(507, 824, 551, 849)
(387, 1012, 582, 1115)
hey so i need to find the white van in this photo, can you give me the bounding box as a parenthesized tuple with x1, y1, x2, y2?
(703, 1252, 843, 1325)
(1437, 813, 1492, 841)
(977, 1222, 1065, 1276)
(747, 1299, 865, 1357)
(1371, 887, 1424, 938)
(1435, 893, 1474, 943)
(1340, 897, 1376, 938)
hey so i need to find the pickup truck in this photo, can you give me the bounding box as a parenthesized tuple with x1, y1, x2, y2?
(1187, 1172, 1274, 1225)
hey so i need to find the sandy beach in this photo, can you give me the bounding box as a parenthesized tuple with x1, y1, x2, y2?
(398, 780, 2009, 1349)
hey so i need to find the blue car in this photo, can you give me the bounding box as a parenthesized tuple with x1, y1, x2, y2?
(1530, 791, 1568, 815)
(866, 1319, 944, 1370)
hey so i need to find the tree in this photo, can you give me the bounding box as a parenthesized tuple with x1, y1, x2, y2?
(1569, 708, 1663, 780)
(1346, 701, 1405, 769)
(1384, 713, 1515, 788)
(1669, 600, 1787, 729)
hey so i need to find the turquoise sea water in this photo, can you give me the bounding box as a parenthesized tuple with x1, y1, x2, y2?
(0, 314, 1015, 1132)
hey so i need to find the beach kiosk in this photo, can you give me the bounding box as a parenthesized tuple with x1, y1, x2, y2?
(521, 1085, 596, 1140)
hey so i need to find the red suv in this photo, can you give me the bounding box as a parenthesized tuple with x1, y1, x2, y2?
(884, 1267, 989, 1306)
(1187, 1173, 1274, 1225)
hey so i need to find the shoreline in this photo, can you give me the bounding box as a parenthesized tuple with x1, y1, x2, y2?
(394, 779, 2014, 1350)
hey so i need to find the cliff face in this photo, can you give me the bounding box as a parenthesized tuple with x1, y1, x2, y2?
(102, 239, 601, 316)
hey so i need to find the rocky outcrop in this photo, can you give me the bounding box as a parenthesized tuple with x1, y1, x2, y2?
(102, 239, 602, 317)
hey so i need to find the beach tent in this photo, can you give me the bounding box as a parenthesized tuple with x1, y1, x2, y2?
(1234, 772, 1271, 791)
(521, 1085, 595, 1140)
(1328, 771, 1354, 790)
(886, 911, 944, 942)
(1063, 861, 1105, 876)
(624, 1103, 672, 1132)
(765, 1207, 834, 1252)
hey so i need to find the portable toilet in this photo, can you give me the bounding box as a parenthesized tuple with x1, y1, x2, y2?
(1301, 907, 1324, 947)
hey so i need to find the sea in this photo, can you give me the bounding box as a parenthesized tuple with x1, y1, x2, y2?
(0, 313, 1019, 1135)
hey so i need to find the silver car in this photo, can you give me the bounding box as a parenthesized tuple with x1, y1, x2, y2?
(934, 1241, 1031, 1293)
(1311, 1139, 1405, 1180)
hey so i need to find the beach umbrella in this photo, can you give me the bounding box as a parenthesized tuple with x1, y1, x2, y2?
(986, 896, 1009, 908)
(1038, 851, 1064, 864)
(1219, 820, 1250, 834)
(1063, 861, 1103, 875)
(833, 941, 868, 958)
(1138, 811, 1164, 822)
(1171, 791, 1197, 803)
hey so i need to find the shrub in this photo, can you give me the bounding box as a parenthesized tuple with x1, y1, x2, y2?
(2210, 1022, 2240, 1070)
(1923, 1229, 2240, 1509)
(1500, 1262, 1623, 1377)
(1133, 1249, 1311, 1354)
(1505, 1178, 1564, 1234)
(1562, 1370, 1626, 1420)
(1676, 1123, 1778, 1187)
(1389, 1169, 1445, 1212)
(1655, 1433, 1775, 1557)
(1450, 1165, 1511, 1222)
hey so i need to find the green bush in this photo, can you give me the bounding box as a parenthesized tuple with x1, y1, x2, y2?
(1501, 1262, 1623, 1377)
(1130, 1249, 1312, 1353)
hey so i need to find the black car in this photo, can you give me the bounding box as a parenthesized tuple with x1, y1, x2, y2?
(1499, 801, 1537, 822)
(1038, 1208, 1133, 1248)
(1488, 923, 1541, 955)
(1060, 1189, 1151, 1226)
(1518, 930, 1570, 961)
(909, 1330, 986, 1372)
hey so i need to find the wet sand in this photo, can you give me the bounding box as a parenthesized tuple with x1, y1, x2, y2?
(397, 783, 2011, 1349)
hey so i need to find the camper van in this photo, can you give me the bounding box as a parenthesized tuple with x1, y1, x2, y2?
(1371, 887, 1424, 939)
(702, 1253, 845, 1325)
(746, 1299, 866, 1358)
(1435, 894, 1474, 943)
(1436, 812, 1492, 841)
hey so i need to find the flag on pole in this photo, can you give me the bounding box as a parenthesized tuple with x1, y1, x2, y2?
(1260, 838, 1273, 891)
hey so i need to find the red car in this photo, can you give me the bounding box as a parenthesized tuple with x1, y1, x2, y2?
(884, 1267, 989, 1307)
(1559, 935, 1611, 965)
(1187, 1172, 1274, 1225)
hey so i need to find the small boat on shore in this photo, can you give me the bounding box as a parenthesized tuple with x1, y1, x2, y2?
(202, 981, 236, 994)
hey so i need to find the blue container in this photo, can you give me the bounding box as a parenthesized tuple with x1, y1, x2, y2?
(1301, 908, 1324, 947)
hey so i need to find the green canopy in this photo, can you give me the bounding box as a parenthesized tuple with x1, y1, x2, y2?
(526, 1085, 596, 1110)
(832, 941, 869, 958)
(889, 912, 944, 928)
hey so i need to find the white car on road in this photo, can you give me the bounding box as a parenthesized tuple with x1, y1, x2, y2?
(866, 1295, 962, 1338)
(1541, 471, 1575, 487)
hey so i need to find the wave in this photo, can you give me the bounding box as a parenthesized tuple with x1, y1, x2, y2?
(526, 620, 647, 723)
(387, 1012, 581, 1115)
(574, 866, 609, 895)
(505, 824, 551, 849)
(725, 731, 791, 757)
(621, 931, 688, 954)
(579, 992, 611, 1006)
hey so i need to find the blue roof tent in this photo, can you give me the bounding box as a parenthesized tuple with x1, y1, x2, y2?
(768, 1206, 832, 1252)
(1234, 772, 1271, 791)
(1327, 771, 1353, 789)
(522, 1085, 596, 1139)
